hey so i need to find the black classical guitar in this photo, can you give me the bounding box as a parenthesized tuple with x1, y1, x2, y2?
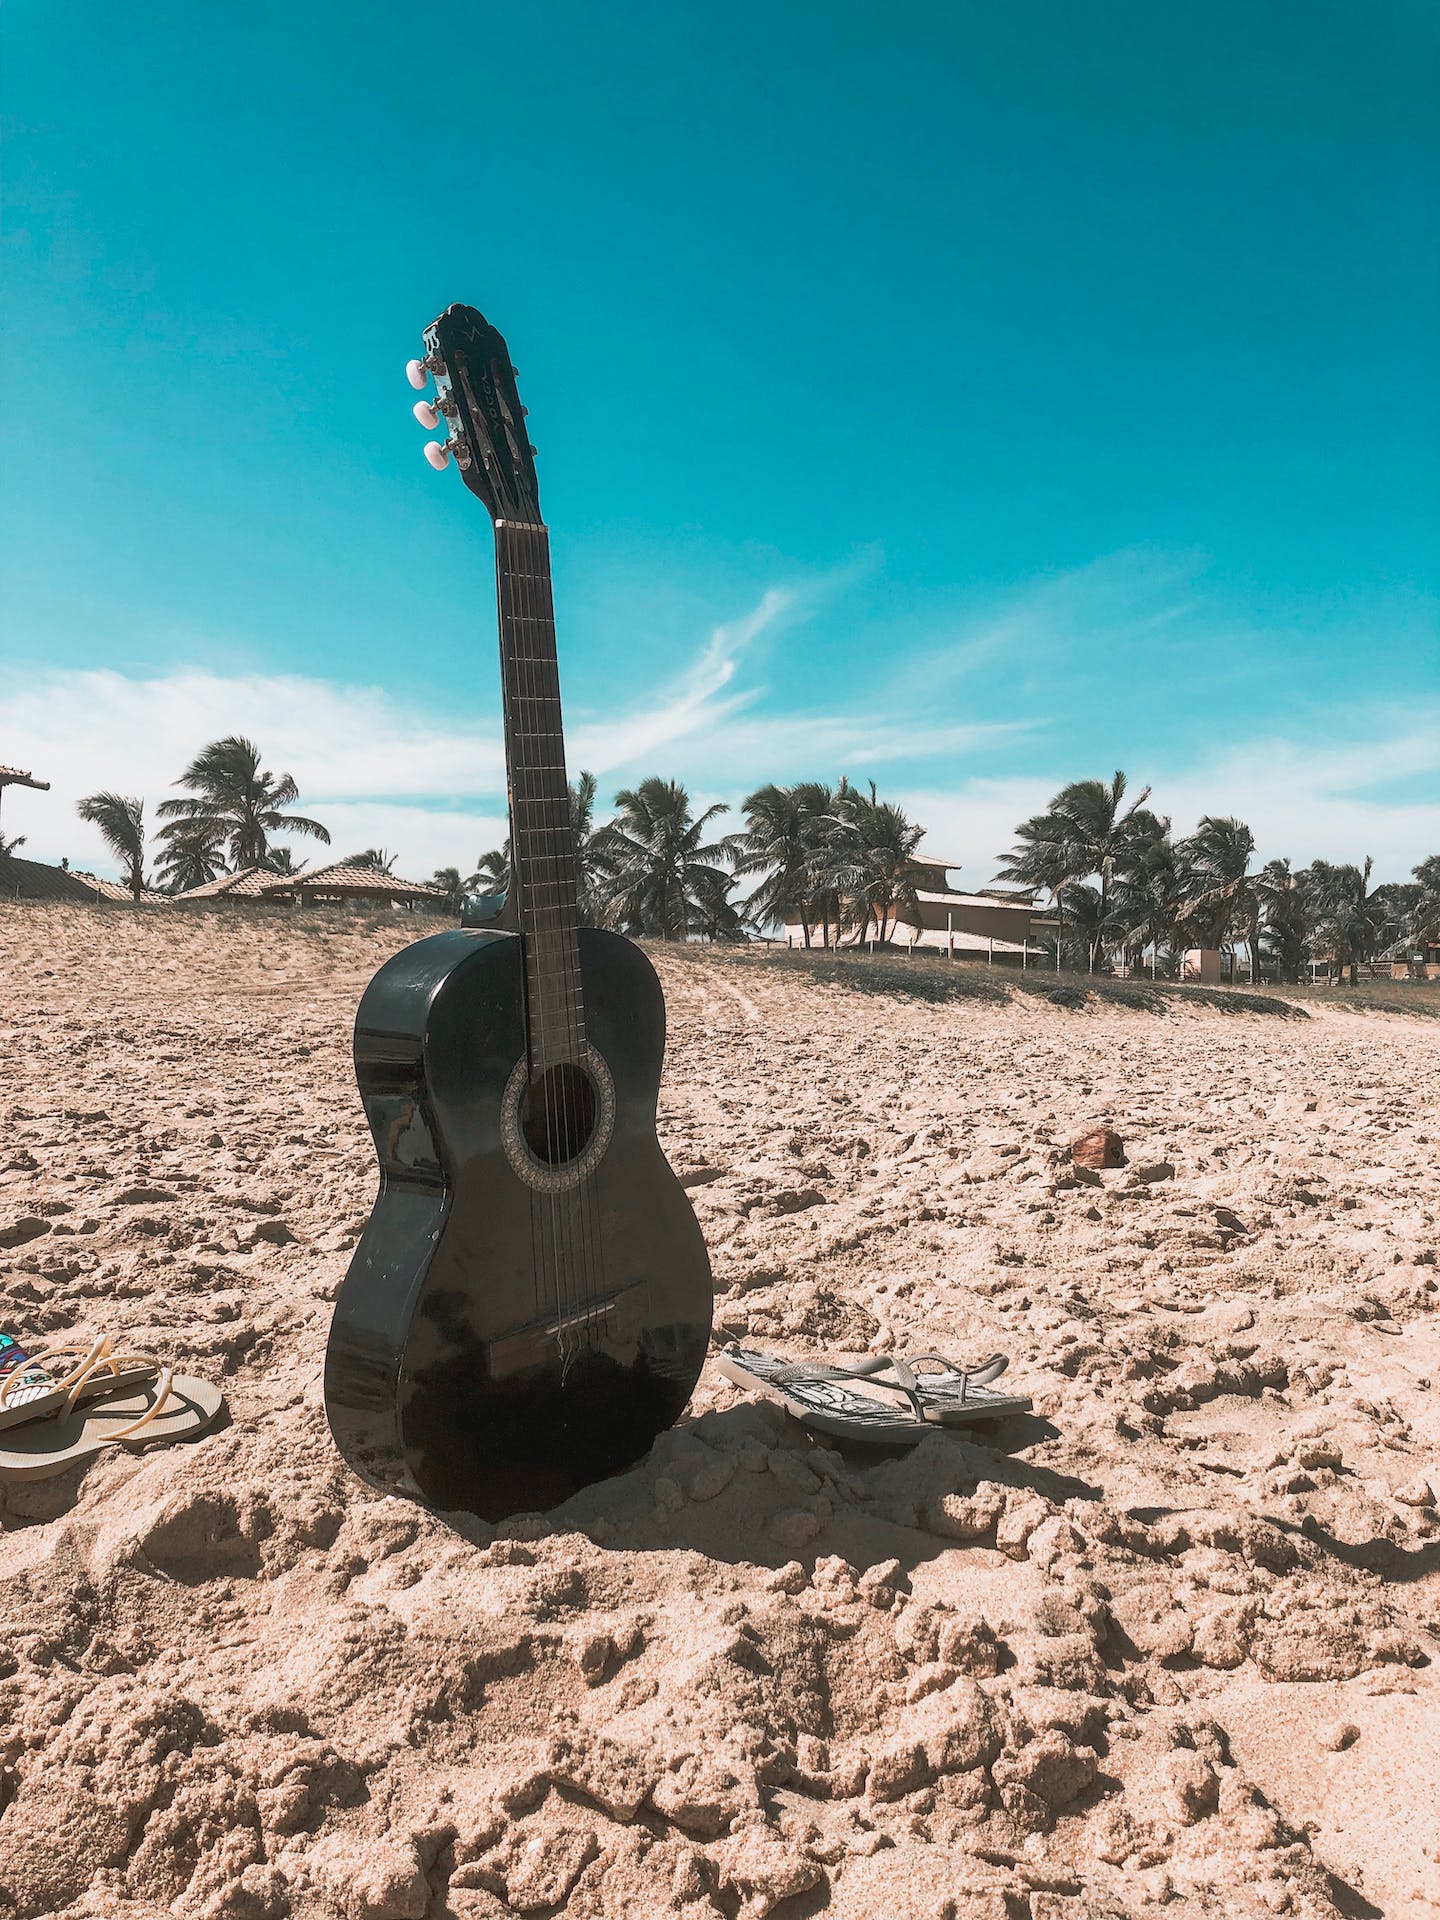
(324, 305, 713, 1522)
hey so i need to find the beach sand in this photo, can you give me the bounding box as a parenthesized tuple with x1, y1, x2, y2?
(1, 902, 1436, 1920)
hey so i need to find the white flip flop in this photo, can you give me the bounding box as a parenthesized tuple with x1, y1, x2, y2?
(0, 1371, 225, 1481)
(716, 1346, 1031, 1446)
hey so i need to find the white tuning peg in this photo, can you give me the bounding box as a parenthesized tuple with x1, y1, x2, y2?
(406, 358, 430, 391)
(423, 441, 452, 471)
(412, 399, 439, 429)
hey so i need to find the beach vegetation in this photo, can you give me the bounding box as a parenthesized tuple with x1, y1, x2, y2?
(156, 735, 331, 871)
(76, 791, 148, 899)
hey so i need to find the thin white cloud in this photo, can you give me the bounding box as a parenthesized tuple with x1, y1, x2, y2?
(905, 708, 1440, 888)
(897, 545, 1213, 696)
(5, 556, 1434, 887)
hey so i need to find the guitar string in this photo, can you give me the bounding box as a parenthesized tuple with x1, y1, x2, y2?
(517, 521, 573, 1353)
(511, 512, 607, 1362)
(508, 520, 565, 1343)
(526, 519, 586, 1356)
(535, 513, 608, 1350)
(530, 517, 604, 1350)
(541, 510, 610, 1344)
(502, 524, 548, 1334)
(538, 516, 599, 1350)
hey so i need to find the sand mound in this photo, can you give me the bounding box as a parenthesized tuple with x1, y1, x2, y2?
(1, 905, 1437, 1918)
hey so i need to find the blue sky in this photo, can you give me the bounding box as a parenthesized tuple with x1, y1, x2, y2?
(3, 0, 1436, 883)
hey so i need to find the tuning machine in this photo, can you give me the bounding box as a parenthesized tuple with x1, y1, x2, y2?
(406, 352, 444, 391)
(424, 435, 471, 472)
(412, 391, 458, 430)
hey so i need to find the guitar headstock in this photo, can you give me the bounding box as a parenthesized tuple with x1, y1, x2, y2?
(407, 304, 541, 525)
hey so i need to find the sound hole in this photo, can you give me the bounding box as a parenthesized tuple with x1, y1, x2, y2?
(520, 1062, 598, 1166)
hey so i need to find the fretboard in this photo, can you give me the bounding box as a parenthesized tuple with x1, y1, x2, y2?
(495, 520, 585, 1072)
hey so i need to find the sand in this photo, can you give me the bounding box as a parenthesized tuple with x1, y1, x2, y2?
(0, 901, 1436, 1920)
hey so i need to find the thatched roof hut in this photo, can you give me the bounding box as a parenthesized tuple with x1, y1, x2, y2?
(176, 867, 280, 901)
(0, 855, 164, 904)
(0, 765, 50, 798)
(0, 853, 114, 903)
(256, 860, 448, 910)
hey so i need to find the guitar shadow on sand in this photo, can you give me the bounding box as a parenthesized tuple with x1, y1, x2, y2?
(437, 1397, 1096, 1578)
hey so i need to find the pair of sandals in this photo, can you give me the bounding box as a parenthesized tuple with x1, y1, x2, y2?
(716, 1346, 1030, 1446)
(0, 1332, 223, 1481)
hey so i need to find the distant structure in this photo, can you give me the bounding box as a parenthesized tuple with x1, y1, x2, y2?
(0, 851, 119, 903)
(1380, 934, 1440, 983)
(1180, 948, 1224, 983)
(783, 853, 1054, 964)
(176, 867, 283, 901)
(252, 859, 447, 911)
(0, 764, 49, 846)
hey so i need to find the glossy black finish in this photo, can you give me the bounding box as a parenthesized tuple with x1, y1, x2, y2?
(324, 927, 713, 1521)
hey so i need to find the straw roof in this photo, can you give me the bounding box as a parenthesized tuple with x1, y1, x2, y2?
(0, 855, 127, 903)
(70, 870, 166, 904)
(0, 765, 49, 790)
(257, 860, 447, 902)
(177, 866, 281, 900)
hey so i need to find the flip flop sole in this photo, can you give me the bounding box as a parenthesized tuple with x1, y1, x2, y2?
(716, 1349, 926, 1447)
(0, 1375, 225, 1481)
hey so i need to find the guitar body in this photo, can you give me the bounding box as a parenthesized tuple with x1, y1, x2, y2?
(325, 925, 713, 1519)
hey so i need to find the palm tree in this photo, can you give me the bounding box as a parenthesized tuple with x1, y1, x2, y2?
(1371, 881, 1421, 960)
(347, 848, 397, 873)
(156, 736, 330, 870)
(1254, 858, 1310, 983)
(690, 865, 747, 941)
(995, 813, 1081, 972)
(732, 782, 828, 943)
(1056, 882, 1107, 971)
(0, 831, 25, 857)
(998, 771, 1165, 972)
(1108, 830, 1183, 976)
(76, 792, 147, 899)
(835, 781, 926, 944)
(800, 781, 851, 949)
(568, 770, 620, 928)
(1174, 815, 1259, 981)
(432, 866, 467, 913)
(1054, 773, 1166, 970)
(1412, 854, 1440, 949)
(470, 844, 511, 894)
(598, 777, 734, 939)
(263, 846, 301, 877)
(154, 817, 228, 893)
(1302, 857, 1387, 985)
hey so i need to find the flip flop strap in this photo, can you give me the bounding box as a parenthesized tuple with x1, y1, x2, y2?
(103, 1367, 176, 1441)
(0, 1337, 163, 1420)
(0, 1333, 114, 1412)
(33, 1338, 162, 1418)
(905, 1352, 1010, 1395)
(772, 1356, 927, 1423)
(792, 1351, 1009, 1407)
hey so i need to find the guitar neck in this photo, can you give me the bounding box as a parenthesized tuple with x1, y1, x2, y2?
(494, 520, 585, 1068)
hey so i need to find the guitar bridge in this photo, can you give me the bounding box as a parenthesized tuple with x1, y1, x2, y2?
(485, 1280, 648, 1373)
